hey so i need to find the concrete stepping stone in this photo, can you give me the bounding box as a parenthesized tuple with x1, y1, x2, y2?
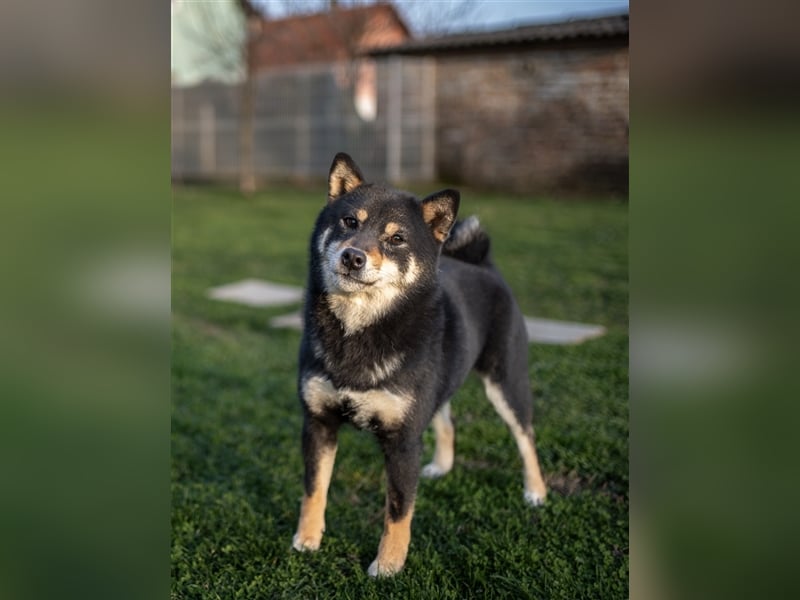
(523, 317, 606, 345)
(206, 278, 303, 307)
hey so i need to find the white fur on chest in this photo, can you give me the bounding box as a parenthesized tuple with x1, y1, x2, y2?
(326, 286, 402, 336)
(302, 375, 413, 429)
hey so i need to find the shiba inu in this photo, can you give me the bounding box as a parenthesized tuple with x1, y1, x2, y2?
(292, 153, 547, 577)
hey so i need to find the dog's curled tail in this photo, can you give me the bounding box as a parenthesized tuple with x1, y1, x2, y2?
(443, 216, 492, 267)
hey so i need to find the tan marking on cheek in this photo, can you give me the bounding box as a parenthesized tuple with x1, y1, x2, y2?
(365, 247, 383, 269)
(356, 208, 368, 222)
(384, 222, 400, 236)
(370, 505, 415, 576)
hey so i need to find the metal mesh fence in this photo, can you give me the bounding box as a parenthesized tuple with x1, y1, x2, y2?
(172, 57, 435, 184)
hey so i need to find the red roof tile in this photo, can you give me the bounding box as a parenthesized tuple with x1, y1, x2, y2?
(250, 4, 410, 71)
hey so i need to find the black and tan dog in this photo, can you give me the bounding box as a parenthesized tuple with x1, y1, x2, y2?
(292, 153, 547, 577)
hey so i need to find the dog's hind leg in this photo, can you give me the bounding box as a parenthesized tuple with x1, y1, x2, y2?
(421, 401, 454, 478)
(480, 376, 547, 506)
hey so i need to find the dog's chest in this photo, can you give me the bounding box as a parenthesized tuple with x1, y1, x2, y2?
(302, 375, 412, 430)
(311, 329, 407, 387)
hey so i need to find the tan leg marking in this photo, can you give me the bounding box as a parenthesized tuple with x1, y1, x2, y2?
(518, 427, 548, 506)
(292, 444, 338, 551)
(368, 504, 415, 577)
(422, 402, 454, 478)
(482, 377, 547, 505)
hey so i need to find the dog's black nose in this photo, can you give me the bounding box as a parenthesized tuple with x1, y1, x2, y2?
(341, 248, 366, 270)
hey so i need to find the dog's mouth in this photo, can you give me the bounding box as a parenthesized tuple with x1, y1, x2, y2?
(335, 269, 377, 287)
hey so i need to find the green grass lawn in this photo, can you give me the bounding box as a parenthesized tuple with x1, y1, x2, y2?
(171, 184, 628, 599)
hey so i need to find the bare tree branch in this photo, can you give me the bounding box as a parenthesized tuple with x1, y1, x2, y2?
(175, 2, 245, 77)
(256, 0, 481, 35)
(392, 0, 482, 36)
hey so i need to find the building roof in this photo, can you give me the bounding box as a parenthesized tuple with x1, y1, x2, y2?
(250, 3, 410, 71)
(367, 13, 628, 56)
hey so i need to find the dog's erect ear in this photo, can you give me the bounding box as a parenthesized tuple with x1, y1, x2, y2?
(328, 153, 365, 202)
(421, 189, 460, 243)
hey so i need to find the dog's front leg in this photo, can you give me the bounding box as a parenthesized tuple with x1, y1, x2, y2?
(293, 415, 339, 552)
(368, 437, 421, 577)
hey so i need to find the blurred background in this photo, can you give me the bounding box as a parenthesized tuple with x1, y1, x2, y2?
(171, 0, 629, 196)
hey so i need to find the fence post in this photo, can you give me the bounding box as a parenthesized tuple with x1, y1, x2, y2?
(421, 58, 436, 182)
(386, 55, 402, 183)
(199, 103, 216, 175)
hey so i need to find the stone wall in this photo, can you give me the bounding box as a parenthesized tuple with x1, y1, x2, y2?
(435, 41, 628, 196)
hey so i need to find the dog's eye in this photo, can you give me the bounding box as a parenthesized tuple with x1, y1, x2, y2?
(389, 233, 405, 245)
(342, 216, 358, 229)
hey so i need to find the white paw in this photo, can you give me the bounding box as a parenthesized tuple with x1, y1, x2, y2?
(367, 560, 379, 577)
(421, 462, 449, 479)
(367, 559, 402, 578)
(524, 490, 546, 507)
(292, 533, 321, 552)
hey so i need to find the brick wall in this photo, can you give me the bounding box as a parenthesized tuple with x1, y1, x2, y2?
(435, 42, 628, 196)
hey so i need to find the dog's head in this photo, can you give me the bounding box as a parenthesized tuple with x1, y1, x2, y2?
(314, 153, 459, 297)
